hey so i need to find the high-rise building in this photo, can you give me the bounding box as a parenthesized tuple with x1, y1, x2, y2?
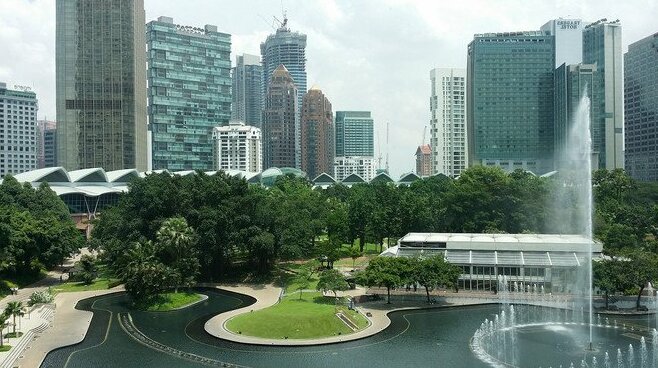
(36, 119, 57, 168)
(261, 18, 306, 165)
(540, 18, 584, 67)
(335, 111, 374, 157)
(430, 68, 468, 177)
(554, 63, 604, 169)
(467, 31, 555, 174)
(0, 82, 38, 177)
(334, 111, 375, 181)
(582, 19, 624, 170)
(56, 0, 147, 171)
(300, 87, 334, 179)
(624, 32, 658, 181)
(262, 65, 298, 169)
(232, 54, 263, 127)
(146, 17, 231, 171)
(415, 144, 432, 177)
(212, 120, 262, 173)
(333, 156, 376, 182)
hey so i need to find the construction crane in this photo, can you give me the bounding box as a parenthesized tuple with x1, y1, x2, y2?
(421, 126, 428, 146)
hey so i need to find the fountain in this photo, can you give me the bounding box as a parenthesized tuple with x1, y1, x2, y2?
(470, 92, 658, 367)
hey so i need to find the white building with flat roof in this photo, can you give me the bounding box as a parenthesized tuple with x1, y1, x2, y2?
(333, 156, 375, 182)
(212, 120, 262, 173)
(382, 233, 601, 293)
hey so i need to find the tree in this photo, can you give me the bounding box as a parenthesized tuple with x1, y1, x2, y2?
(0, 313, 8, 347)
(593, 257, 633, 309)
(78, 254, 97, 285)
(414, 255, 461, 303)
(4, 301, 24, 335)
(155, 217, 200, 292)
(361, 257, 402, 304)
(625, 249, 658, 310)
(316, 269, 349, 298)
(347, 247, 362, 270)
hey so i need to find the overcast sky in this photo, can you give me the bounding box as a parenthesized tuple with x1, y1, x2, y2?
(1, 0, 656, 176)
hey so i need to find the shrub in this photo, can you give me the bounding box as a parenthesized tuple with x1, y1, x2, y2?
(28, 289, 54, 306)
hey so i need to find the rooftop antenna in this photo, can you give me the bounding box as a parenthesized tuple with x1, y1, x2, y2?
(377, 127, 383, 170)
(386, 123, 389, 174)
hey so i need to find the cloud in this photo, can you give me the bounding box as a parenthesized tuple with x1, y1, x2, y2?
(1, 0, 656, 176)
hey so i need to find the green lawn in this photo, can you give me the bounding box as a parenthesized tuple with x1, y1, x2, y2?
(225, 292, 369, 339)
(137, 292, 204, 312)
(0, 345, 11, 352)
(51, 278, 119, 294)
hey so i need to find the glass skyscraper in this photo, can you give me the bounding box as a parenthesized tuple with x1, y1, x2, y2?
(554, 63, 604, 169)
(582, 19, 624, 170)
(467, 31, 555, 174)
(56, 0, 147, 171)
(146, 17, 231, 171)
(335, 111, 374, 157)
(625, 32, 658, 181)
(232, 54, 263, 127)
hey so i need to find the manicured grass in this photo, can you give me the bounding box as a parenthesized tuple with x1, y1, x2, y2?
(4, 332, 23, 338)
(51, 278, 119, 294)
(137, 292, 203, 312)
(225, 292, 369, 339)
(0, 345, 11, 352)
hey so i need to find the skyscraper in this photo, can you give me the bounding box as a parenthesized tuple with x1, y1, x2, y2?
(540, 18, 584, 67)
(300, 87, 334, 179)
(554, 63, 604, 169)
(334, 111, 375, 181)
(261, 18, 306, 166)
(624, 32, 658, 181)
(56, 0, 147, 171)
(232, 54, 263, 127)
(262, 65, 298, 169)
(146, 16, 231, 171)
(467, 31, 555, 174)
(36, 119, 57, 168)
(0, 82, 38, 177)
(582, 19, 624, 170)
(430, 68, 467, 177)
(212, 120, 262, 173)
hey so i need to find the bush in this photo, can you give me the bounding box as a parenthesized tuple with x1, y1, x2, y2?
(28, 289, 54, 306)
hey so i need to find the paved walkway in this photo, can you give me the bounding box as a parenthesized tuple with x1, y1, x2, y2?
(10, 288, 122, 368)
(204, 284, 457, 346)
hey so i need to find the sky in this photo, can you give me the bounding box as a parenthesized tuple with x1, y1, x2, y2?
(1, 0, 656, 177)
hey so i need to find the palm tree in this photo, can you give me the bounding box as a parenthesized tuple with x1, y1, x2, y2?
(4, 301, 25, 335)
(0, 313, 9, 347)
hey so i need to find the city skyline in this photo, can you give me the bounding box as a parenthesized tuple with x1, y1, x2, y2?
(1, 0, 657, 176)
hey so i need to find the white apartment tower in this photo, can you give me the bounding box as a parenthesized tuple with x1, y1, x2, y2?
(429, 68, 467, 177)
(212, 120, 262, 172)
(0, 82, 38, 178)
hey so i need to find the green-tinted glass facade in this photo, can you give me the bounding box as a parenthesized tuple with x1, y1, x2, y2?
(56, 0, 147, 171)
(147, 17, 231, 171)
(335, 111, 374, 157)
(554, 63, 604, 168)
(625, 32, 658, 181)
(467, 31, 555, 174)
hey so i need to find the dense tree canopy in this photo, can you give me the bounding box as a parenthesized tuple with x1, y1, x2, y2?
(0, 176, 83, 276)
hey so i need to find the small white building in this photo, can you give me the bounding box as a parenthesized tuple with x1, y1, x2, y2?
(333, 156, 375, 182)
(383, 233, 602, 293)
(212, 120, 262, 172)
